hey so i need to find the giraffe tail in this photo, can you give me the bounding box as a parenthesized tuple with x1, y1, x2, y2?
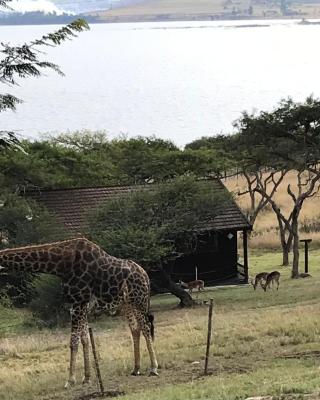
(147, 313, 155, 341)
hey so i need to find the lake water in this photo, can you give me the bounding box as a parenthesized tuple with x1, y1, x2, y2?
(1, 19, 320, 147)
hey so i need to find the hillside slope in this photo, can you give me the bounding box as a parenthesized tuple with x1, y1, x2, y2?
(87, 0, 251, 21)
(86, 0, 320, 22)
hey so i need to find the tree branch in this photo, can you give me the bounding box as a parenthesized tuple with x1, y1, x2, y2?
(287, 184, 297, 203)
(0, 94, 22, 112)
(0, 19, 89, 110)
(0, 0, 12, 9)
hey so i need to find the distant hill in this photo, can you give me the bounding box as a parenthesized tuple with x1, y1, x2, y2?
(2, 0, 320, 25)
(86, 0, 320, 22)
(0, 0, 149, 25)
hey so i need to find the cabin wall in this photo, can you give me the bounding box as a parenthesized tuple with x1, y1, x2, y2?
(169, 231, 238, 286)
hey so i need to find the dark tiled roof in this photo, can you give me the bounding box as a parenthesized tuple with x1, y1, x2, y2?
(26, 180, 251, 234)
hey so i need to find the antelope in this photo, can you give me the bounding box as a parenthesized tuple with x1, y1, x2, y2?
(180, 279, 205, 294)
(250, 272, 269, 290)
(262, 271, 281, 292)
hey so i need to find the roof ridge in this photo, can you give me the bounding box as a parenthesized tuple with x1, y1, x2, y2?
(25, 183, 149, 193)
(24, 177, 222, 193)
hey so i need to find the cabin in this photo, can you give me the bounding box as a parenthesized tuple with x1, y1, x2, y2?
(26, 179, 251, 287)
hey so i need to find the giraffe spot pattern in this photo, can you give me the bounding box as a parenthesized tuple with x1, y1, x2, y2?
(0, 238, 155, 373)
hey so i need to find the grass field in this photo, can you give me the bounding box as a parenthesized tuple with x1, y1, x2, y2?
(1, 250, 320, 400)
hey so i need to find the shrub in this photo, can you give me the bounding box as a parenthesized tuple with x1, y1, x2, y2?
(88, 176, 230, 268)
(0, 192, 68, 306)
(29, 275, 69, 328)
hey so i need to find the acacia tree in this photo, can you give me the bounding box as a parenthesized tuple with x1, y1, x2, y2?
(233, 165, 292, 265)
(236, 97, 320, 278)
(186, 135, 283, 244)
(87, 176, 230, 307)
(185, 135, 294, 265)
(0, 0, 89, 150)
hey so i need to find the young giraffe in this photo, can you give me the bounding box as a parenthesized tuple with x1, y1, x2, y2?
(0, 238, 158, 387)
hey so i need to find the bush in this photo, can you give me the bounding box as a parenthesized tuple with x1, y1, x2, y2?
(0, 192, 68, 306)
(88, 176, 231, 267)
(29, 275, 69, 328)
(0, 289, 13, 308)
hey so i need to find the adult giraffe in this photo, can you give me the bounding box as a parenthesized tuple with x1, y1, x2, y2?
(0, 238, 158, 387)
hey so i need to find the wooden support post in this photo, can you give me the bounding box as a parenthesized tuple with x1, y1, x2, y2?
(243, 230, 249, 284)
(299, 239, 312, 274)
(204, 298, 214, 375)
(89, 327, 105, 394)
(305, 241, 309, 274)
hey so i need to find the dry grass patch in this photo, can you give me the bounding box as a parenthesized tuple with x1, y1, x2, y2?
(225, 172, 320, 249)
(2, 251, 320, 399)
(2, 296, 320, 399)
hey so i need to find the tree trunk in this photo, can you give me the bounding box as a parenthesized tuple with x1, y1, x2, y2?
(278, 219, 289, 266)
(280, 230, 292, 267)
(291, 217, 300, 278)
(285, 233, 293, 265)
(275, 207, 292, 266)
(282, 246, 290, 266)
(292, 233, 300, 278)
(150, 267, 193, 307)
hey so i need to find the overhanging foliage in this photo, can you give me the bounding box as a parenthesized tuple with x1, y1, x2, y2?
(0, 0, 89, 150)
(88, 176, 231, 267)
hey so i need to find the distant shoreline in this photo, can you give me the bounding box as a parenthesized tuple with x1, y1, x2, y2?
(0, 12, 319, 26)
(0, 16, 314, 28)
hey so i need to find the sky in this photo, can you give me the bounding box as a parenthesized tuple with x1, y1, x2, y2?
(9, 0, 68, 14)
(5, 0, 127, 14)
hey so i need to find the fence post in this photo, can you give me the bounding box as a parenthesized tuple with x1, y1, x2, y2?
(89, 327, 105, 394)
(204, 298, 214, 375)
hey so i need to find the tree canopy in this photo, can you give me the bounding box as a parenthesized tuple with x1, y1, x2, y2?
(235, 97, 320, 169)
(186, 98, 320, 276)
(0, 133, 227, 191)
(87, 176, 231, 267)
(233, 97, 320, 276)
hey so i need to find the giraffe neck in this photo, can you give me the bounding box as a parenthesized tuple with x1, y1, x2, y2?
(0, 242, 75, 276)
(0, 238, 113, 278)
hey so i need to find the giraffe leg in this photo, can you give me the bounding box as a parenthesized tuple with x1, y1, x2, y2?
(81, 320, 91, 384)
(65, 304, 89, 388)
(130, 328, 141, 376)
(141, 312, 158, 377)
(142, 330, 158, 376)
(125, 305, 142, 376)
(65, 326, 80, 387)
